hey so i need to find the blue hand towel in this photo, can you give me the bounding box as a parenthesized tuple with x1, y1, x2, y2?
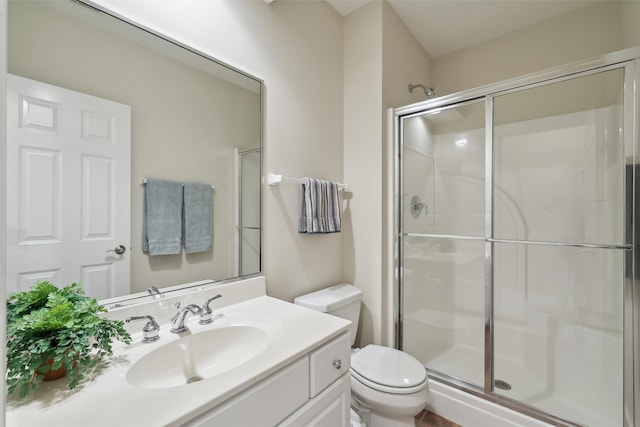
(299, 177, 341, 234)
(183, 182, 213, 253)
(142, 179, 183, 255)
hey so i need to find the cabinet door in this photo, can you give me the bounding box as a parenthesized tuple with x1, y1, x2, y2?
(279, 373, 350, 427)
(186, 357, 309, 427)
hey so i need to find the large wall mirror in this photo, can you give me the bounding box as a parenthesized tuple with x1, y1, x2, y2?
(5, 0, 262, 302)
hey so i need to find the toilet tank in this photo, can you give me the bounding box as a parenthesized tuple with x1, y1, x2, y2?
(293, 283, 362, 346)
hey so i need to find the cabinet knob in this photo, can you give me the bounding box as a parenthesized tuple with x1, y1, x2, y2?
(332, 359, 342, 370)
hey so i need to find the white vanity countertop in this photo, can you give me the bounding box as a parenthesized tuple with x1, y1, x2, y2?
(6, 295, 350, 427)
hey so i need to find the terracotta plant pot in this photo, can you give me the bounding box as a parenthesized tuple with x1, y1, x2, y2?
(37, 357, 73, 382)
(41, 365, 66, 382)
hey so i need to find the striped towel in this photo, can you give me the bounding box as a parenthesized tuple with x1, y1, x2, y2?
(299, 177, 341, 234)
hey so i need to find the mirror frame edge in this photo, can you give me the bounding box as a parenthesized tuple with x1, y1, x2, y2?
(82, 0, 265, 88)
(1, 0, 8, 424)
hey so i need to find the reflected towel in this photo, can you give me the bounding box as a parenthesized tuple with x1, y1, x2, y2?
(183, 182, 213, 253)
(142, 179, 183, 255)
(299, 177, 341, 234)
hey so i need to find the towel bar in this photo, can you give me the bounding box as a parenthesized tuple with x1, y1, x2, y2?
(267, 173, 347, 190)
(140, 177, 214, 190)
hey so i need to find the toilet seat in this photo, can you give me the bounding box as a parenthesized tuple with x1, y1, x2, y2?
(350, 345, 427, 395)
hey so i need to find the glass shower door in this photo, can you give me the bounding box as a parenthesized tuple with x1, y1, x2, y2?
(401, 101, 486, 387)
(491, 67, 627, 426)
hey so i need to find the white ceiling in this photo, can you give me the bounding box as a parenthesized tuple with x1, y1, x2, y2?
(326, 0, 599, 58)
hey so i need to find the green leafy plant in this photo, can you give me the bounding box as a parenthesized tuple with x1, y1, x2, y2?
(6, 280, 131, 398)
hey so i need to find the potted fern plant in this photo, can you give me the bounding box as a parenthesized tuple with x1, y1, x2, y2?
(6, 280, 131, 398)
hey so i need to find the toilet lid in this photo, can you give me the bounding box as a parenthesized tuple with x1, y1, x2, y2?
(351, 345, 427, 390)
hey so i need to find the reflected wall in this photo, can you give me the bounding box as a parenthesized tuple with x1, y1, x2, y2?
(7, 1, 261, 295)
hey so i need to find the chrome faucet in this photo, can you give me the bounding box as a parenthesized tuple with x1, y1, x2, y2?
(126, 315, 160, 343)
(170, 302, 202, 333)
(147, 286, 164, 299)
(199, 294, 222, 325)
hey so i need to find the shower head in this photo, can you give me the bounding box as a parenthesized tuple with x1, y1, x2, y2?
(408, 83, 435, 99)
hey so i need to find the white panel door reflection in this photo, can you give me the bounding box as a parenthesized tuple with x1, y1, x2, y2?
(6, 74, 131, 299)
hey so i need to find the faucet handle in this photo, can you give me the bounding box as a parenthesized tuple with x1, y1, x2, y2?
(126, 315, 160, 343)
(200, 294, 222, 325)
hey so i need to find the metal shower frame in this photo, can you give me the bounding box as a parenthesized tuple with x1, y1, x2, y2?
(392, 47, 640, 427)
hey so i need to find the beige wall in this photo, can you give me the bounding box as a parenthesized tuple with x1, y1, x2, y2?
(8, 1, 260, 294)
(382, 2, 432, 110)
(432, 1, 638, 95)
(92, 0, 345, 302)
(344, 1, 432, 346)
(622, 1, 640, 48)
(343, 2, 383, 346)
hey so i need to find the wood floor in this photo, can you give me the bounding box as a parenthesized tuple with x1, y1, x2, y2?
(415, 410, 462, 427)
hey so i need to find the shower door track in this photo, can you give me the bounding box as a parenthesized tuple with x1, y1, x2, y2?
(393, 47, 640, 427)
(426, 369, 588, 427)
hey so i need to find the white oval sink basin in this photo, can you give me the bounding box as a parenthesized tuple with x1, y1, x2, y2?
(127, 325, 271, 390)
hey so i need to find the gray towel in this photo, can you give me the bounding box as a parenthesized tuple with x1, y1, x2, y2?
(183, 182, 212, 253)
(142, 179, 183, 255)
(299, 177, 341, 234)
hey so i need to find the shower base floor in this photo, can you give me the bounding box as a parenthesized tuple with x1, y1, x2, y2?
(425, 345, 617, 427)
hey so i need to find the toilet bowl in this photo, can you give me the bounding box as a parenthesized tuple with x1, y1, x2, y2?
(294, 284, 428, 427)
(351, 344, 428, 427)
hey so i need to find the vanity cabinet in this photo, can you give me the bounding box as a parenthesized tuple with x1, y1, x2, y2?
(281, 332, 351, 427)
(279, 373, 350, 427)
(185, 332, 351, 427)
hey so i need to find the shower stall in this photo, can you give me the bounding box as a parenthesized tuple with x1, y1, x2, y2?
(394, 50, 639, 426)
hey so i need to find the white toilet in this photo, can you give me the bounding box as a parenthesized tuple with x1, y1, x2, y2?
(294, 283, 428, 427)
